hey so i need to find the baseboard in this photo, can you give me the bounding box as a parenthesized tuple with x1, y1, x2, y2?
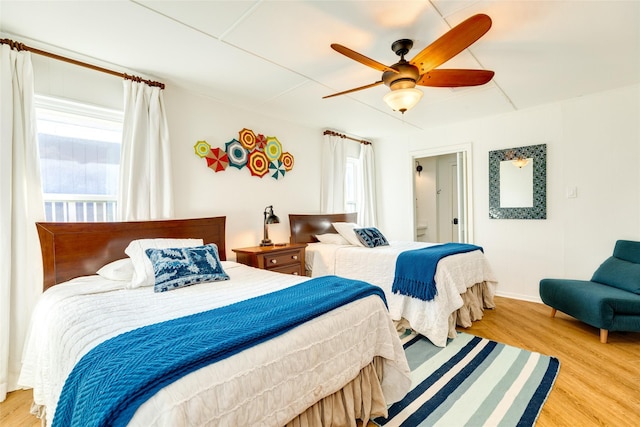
(494, 291, 543, 304)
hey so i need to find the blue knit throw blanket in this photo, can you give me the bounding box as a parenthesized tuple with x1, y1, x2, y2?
(392, 243, 483, 301)
(52, 276, 386, 427)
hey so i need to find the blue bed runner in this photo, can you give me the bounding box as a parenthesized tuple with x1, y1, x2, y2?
(391, 243, 483, 301)
(52, 275, 386, 427)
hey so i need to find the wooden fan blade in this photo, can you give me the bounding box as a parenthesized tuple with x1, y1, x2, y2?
(410, 14, 492, 74)
(322, 80, 384, 99)
(331, 44, 399, 74)
(417, 69, 495, 87)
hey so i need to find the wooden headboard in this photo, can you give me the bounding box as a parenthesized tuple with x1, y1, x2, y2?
(289, 213, 357, 244)
(36, 216, 226, 291)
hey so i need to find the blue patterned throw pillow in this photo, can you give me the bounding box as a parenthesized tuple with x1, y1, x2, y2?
(353, 227, 389, 248)
(145, 244, 229, 292)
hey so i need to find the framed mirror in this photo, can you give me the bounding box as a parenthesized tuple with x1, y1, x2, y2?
(489, 144, 546, 219)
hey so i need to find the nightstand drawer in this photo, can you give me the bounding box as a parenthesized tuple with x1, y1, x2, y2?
(263, 250, 301, 269)
(232, 243, 307, 276)
(270, 262, 303, 276)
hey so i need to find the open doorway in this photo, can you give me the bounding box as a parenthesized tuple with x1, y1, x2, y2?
(411, 144, 473, 244)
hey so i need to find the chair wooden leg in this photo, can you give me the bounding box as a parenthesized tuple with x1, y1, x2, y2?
(550, 308, 557, 318)
(600, 329, 608, 344)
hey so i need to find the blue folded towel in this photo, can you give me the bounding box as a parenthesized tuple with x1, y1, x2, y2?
(392, 243, 483, 301)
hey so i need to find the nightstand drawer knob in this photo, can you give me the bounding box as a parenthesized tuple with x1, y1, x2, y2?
(270, 259, 277, 264)
(292, 255, 298, 260)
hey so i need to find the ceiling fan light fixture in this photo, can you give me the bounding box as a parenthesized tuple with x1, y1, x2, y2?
(383, 88, 423, 113)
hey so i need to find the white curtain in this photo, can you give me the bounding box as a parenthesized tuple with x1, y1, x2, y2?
(357, 143, 377, 227)
(118, 80, 173, 221)
(320, 133, 346, 213)
(320, 132, 377, 226)
(0, 45, 45, 402)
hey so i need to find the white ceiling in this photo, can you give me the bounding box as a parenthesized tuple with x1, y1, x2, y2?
(1, 0, 639, 140)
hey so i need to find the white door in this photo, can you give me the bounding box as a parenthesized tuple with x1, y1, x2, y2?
(450, 163, 459, 242)
(436, 154, 457, 243)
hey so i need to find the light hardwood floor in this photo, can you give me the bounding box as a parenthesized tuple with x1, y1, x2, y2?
(0, 388, 39, 427)
(2, 296, 639, 426)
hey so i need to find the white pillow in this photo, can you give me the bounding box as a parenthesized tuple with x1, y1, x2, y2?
(331, 222, 364, 247)
(96, 258, 134, 281)
(314, 233, 350, 245)
(124, 238, 204, 288)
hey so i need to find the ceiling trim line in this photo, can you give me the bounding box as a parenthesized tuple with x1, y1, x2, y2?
(218, 0, 265, 41)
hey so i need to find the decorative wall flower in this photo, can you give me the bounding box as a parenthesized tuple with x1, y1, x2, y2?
(239, 128, 256, 151)
(265, 137, 282, 161)
(280, 152, 294, 171)
(194, 140, 211, 158)
(269, 160, 286, 180)
(205, 147, 229, 172)
(225, 139, 248, 169)
(248, 150, 269, 178)
(255, 134, 267, 151)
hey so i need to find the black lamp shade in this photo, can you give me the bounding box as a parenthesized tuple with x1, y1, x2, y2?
(266, 212, 280, 225)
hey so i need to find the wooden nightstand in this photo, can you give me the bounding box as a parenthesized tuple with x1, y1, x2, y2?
(232, 243, 307, 276)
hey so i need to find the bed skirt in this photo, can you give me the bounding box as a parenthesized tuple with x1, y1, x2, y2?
(285, 357, 387, 427)
(448, 281, 495, 338)
(394, 281, 495, 341)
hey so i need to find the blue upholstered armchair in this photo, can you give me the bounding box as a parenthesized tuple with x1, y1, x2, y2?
(539, 240, 640, 343)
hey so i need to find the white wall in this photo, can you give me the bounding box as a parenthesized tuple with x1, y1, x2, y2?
(377, 84, 640, 302)
(31, 56, 324, 260)
(163, 87, 322, 256)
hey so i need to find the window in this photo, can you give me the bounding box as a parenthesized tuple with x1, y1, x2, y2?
(345, 157, 359, 213)
(35, 96, 123, 222)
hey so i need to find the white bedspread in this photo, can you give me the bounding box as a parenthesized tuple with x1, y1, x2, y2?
(19, 261, 410, 427)
(307, 242, 498, 347)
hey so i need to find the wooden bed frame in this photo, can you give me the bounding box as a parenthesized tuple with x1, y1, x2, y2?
(36, 216, 226, 291)
(289, 212, 357, 244)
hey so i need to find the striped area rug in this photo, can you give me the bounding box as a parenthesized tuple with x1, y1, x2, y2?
(374, 331, 560, 427)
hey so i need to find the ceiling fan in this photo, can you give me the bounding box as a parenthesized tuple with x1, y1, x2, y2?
(324, 14, 495, 113)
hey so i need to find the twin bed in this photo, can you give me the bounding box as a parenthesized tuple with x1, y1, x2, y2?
(289, 213, 498, 347)
(19, 217, 411, 427)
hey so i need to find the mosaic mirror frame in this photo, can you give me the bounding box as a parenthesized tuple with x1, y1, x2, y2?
(489, 144, 547, 219)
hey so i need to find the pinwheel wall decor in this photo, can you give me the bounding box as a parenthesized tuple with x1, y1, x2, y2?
(194, 128, 294, 180)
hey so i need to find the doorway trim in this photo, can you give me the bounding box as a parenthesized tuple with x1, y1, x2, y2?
(410, 142, 474, 243)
